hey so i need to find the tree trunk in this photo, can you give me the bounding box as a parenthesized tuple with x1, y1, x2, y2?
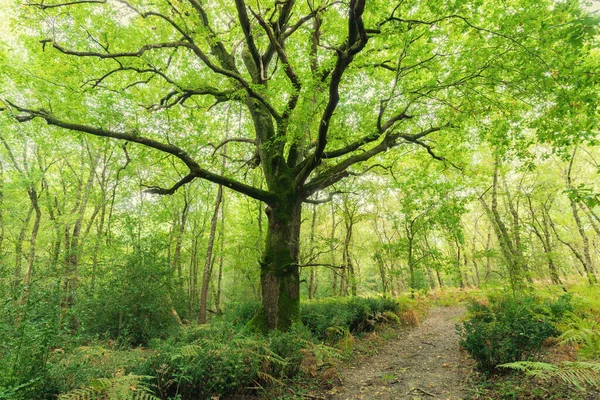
(527, 195, 563, 287)
(455, 237, 465, 289)
(172, 195, 189, 280)
(307, 204, 318, 299)
(13, 205, 33, 292)
(480, 157, 528, 294)
(215, 193, 226, 315)
(343, 216, 356, 297)
(63, 154, 98, 332)
(199, 185, 223, 324)
(408, 234, 417, 291)
(0, 163, 4, 260)
(17, 187, 42, 320)
(566, 149, 597, 284)
(248, 198, 302, 332)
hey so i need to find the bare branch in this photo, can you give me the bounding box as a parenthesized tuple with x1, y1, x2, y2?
(297, 263, 344, 269)
(303, 190, 348, 204)
(209, 137, 256, 155)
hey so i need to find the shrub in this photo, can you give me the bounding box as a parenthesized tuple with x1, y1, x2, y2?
(457, 295, 561, 372)
(301, 297, 399, 340)
(140, 329, 284, 399)
(44, 345, 152, 398)
(77, 238, 179, 346)
(218, 300, 261, 326)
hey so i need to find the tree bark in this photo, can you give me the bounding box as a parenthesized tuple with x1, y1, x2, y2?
(248, 197, 302, 332)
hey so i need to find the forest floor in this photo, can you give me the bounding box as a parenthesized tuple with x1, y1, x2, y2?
(326, 306, 473, 400)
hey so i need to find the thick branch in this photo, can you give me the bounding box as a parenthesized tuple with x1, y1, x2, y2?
(235, 0, 263, 80)
(5, 104, 276, 203)
(297, 0, 368, 184)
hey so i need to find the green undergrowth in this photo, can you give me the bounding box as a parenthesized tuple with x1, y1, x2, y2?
(3, 295, 418, 400)
(457, 293, 569, 372)
(464, 282, 600, 398)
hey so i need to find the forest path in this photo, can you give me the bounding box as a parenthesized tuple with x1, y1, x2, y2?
(329, 306, 473, 400)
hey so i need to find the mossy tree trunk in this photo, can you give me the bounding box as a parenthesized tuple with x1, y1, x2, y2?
(249, 196, 302, 332)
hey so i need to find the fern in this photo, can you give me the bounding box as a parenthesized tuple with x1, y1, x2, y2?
(499, 361, 600, 390)
(559, 314, 600, 359)
(58, 374, 159, 400)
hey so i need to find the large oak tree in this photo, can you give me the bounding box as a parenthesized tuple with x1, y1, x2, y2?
(1, 0, 597, 330)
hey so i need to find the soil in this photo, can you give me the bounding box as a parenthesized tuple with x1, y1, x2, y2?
(327, 306, 473, 400)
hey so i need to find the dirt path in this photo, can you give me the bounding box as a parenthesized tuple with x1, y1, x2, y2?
(329, 306, 473, 400)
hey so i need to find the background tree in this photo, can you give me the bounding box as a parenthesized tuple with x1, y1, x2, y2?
(2, 0, 597, 331)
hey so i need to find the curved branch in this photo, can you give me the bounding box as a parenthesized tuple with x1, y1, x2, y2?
(297, 0, 368, 184)
(5, 103, 277, 203)
(234, 0, 263, 80)
(51, 41, 187, 59)
(28, 0, 105, 9)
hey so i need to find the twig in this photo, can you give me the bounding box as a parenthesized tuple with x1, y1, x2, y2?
(409, 387, 436, 397)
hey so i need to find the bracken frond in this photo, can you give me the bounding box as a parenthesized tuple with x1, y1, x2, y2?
(58, 374, 159, 400)
(499, 361, 600, 390)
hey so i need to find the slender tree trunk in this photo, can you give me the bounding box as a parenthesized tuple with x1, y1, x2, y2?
(408, 234, 416, 292)
(426, 265, 436, 289)
(455, 237, 465, 288)
(215, 194, 226, 315)
(480, 158, 527, 294)
(199, 186, 223, 324)
(528, 195, 563, 287)
(188, 229, 199, 318)
(13, 206, 33, 292)
(172, 195, 189, 280)
(485, 228, 492, 281)
(343, 216, 356, 297)
(436, 269, 444, 288)
(566, 152, 596, 284)
(308, 204, 318, 299)
(63, 153, 98, 332)
(17, 187, 42, 319)
(471, 224, 481, 287)
(330, 202, 338, 295)
(0, 163, 4, 260)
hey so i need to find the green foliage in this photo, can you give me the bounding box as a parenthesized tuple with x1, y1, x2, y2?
(457, 295, 563, 372)
(499, 361, 600, 390)
(300, 297, 399, 340)
(58, 374, 158, 400)
(218, 300, 261, 326)
(44, 345, 152, 399)
(267, 323, 314, 376)
(78, 239, 178, 345)
(141, 326, 285, 399)
(0, 282, 62, 400)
